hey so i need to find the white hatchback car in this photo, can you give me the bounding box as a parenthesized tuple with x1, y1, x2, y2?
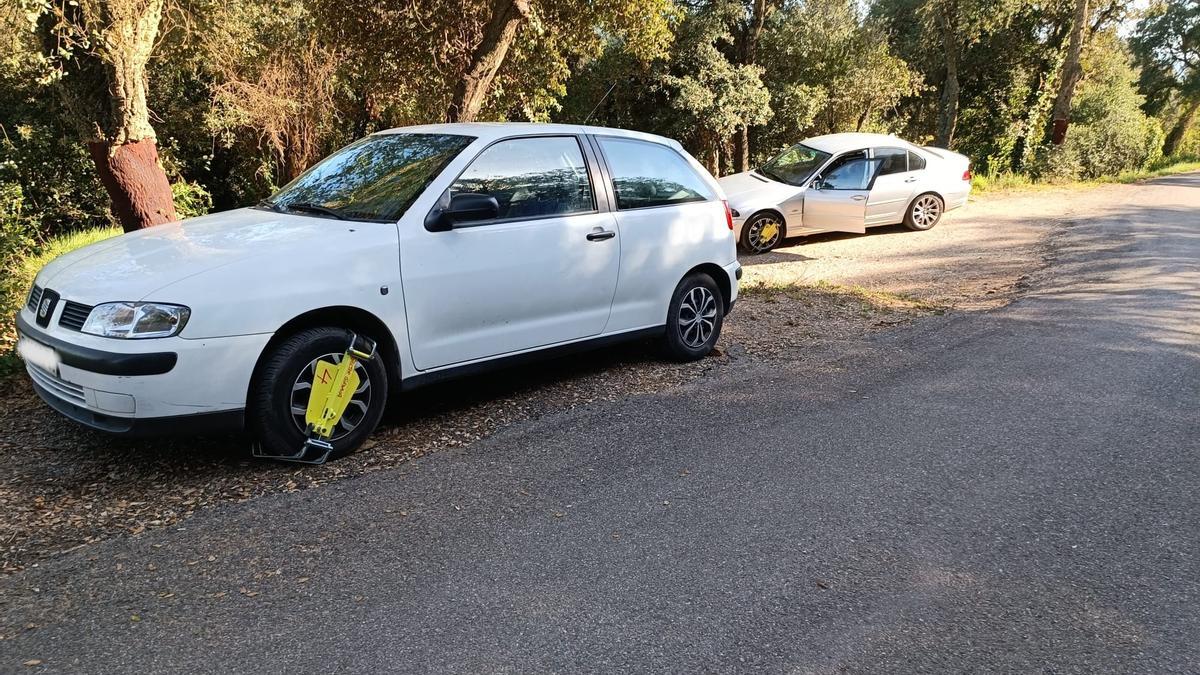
(720, 133, 972, 253)
(17, 123, 740, 459)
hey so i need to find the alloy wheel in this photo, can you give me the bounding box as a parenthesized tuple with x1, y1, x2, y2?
(747, 215, 783, 252)
(289, 353, 372, 440)
(911, 195, 942, 228)
(678, 286, 718, 348)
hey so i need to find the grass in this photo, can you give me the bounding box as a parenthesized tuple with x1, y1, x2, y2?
(741, 277, 946, 314)
(971, 156, 1200, 195)
(1, 226, 122, 374)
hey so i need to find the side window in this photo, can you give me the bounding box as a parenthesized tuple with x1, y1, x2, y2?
(820, 156, 880, 191)
(908, 151, 927, 171)
(596, 137, 715, 210)
(875, 148, 908, 176)
(450, 136, 593, 220)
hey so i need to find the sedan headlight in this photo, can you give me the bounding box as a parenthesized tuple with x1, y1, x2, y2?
(81, 302, 191, 339)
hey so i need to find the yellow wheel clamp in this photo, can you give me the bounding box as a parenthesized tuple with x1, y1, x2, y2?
(253, 333, 377, 464)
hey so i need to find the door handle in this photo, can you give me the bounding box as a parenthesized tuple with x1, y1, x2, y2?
(586, 230, 616, 241)
(851, 195, 867, 202)
(904, 177, 918, 183)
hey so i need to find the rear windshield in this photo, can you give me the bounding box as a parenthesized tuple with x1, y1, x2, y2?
(264, 133, 475, 222)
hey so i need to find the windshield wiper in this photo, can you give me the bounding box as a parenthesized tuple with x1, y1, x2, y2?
(257, 198, 283, 212)
(284, 202, 349, 220)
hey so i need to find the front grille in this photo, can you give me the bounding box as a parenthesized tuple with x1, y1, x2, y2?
(27, 363, 87, 406)
(59, 301, 93, 331)
(26, 285, 43, 313)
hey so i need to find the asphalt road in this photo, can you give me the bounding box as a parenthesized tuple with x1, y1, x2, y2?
(3, 175, 1198, 673)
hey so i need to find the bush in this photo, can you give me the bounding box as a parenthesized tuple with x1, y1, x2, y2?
(1, 226, 122, 374)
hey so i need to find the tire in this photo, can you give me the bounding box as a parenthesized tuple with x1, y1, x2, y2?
(739, 211, 785, 254)
(661, 273, 725, 361)
(904, 193, 944, 231)
(248, 326, 389, 461)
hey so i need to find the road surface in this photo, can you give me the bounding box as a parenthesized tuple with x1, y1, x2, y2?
(3, 175, 1198, 673)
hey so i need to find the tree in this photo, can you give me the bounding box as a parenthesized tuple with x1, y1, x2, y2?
(916, 0, 1021, 148)
(1132, 0, 1200, 157)
(1049, 0, 1089, 144)
(447, 0, 533, 122)
(36, 0, 178, 231)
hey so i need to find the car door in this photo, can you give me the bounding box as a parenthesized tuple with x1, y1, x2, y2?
(802, 154, 883, 234)
(865, 147, 916, 225)
(400, 135, 621, 371)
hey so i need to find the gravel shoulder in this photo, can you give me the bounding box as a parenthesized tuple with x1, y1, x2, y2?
(0, 183, 1110, 576)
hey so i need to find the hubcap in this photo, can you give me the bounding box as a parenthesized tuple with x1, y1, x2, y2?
(912, 195, 942, 228)
(290, 353, 372, 440)
(747, 215, 783, 252)
(678, 286, 718, 349)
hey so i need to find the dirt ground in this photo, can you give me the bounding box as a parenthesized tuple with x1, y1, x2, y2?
(0, 183, 1102, 575)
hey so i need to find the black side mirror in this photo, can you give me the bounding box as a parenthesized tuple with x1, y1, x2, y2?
(426, 192, 499, 231)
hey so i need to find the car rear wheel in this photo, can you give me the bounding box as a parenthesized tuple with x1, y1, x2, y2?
(740, 212, 785, 254)
(662, 273, 724, 361)
(248, 327, 388, 461)
(904, 193, 944, 231)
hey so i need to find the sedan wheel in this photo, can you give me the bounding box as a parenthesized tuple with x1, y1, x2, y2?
(741, 213, 784, 254)
(904, 193, 944, 231)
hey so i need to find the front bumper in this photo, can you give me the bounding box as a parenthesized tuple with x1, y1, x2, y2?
(16, 310, 270, 435)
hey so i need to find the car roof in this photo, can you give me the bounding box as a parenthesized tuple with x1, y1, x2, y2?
(801, 133, 915, 154)
(375, 122, 683, 150)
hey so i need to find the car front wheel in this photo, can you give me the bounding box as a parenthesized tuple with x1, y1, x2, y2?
(662, 273, 724, 361)
(904, 193, 944, 231)
(740, 212, 784, 254)
(248, 326, 389, 461)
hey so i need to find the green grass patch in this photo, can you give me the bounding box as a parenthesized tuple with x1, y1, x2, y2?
(972, 156, 1200, 195)
(1, 226, 122, 374)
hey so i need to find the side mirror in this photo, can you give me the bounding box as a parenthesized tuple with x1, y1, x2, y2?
(425, 192, 500, 231)
(810, 175, 824, 190)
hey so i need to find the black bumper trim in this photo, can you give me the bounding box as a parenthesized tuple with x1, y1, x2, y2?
(29, 378, 244, 437)
(16, 313, 178, 376)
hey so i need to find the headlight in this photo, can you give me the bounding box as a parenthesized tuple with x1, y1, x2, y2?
(81, 302, 191, 339)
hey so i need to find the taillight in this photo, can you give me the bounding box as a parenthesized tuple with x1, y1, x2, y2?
(962, 168, 972, 181)
(722, 200, 734, 230)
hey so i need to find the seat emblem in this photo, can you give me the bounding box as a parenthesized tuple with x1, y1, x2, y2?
(39, 297, 52, 319)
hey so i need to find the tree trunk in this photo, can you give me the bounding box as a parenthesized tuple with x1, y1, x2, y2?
(446, 0, 532, 122)
(53, 0, 178, 230)
(733, 127, 749, 173)
(1050, 0, 1090, 145)
(1163, 98, 1200, 157)
(934, 14, 960, 148)
(88, 139, 177, 233)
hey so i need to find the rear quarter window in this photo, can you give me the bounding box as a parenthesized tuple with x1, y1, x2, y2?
(596, 137, 714, 210)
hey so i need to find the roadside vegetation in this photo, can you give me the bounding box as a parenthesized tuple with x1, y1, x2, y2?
(1, 0, 1198, 367)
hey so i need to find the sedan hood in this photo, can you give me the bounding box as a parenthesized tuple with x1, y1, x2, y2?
(37, 208, 378, 305)
(718, 172, 803, 211)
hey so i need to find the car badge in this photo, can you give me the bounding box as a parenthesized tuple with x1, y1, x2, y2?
(39, 297, 52, 318)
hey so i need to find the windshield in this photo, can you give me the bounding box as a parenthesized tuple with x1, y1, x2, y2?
(263, 133, 475, 222)
(757, 143, 832, 186)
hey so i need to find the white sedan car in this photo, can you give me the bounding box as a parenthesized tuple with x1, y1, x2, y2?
(719, 133, 972, 253)
(16, 123, 740, 460)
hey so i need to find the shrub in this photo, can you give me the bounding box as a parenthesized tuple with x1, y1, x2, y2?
(1, 226, 122, 374)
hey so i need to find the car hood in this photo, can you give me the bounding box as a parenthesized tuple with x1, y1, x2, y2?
(36, 208, 383, 305)
(717, 172, 803, 210)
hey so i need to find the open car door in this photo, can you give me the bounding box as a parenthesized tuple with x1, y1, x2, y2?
(802, 155, 883, 234)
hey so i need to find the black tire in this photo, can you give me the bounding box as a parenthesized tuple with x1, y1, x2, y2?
(903, 192, 944, 231)
(248, 326, 388, 461)
(661, 273, 725, 361)
(739, 211, 785, 254)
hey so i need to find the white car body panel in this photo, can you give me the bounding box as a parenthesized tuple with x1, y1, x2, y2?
(17, 122, 738, 432)
(720, 133, 972, 244)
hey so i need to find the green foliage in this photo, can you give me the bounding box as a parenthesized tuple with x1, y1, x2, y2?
(1031, 35, 1164, 180)
(1, 226, 122, 371)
